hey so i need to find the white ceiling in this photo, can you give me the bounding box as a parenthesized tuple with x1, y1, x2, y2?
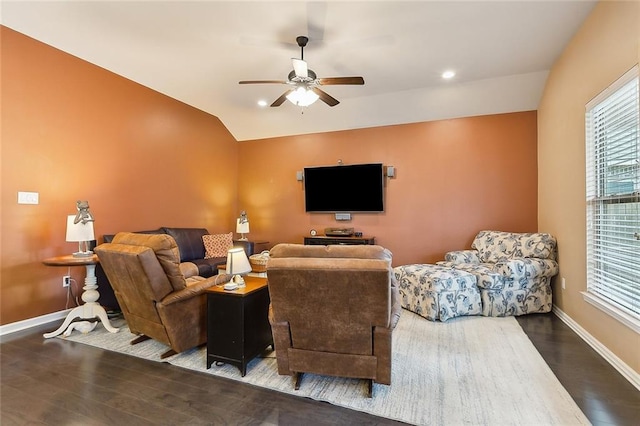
(1, 1, 597, 141)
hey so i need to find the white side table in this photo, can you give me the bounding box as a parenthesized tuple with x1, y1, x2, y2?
(42, 254, 119, 338)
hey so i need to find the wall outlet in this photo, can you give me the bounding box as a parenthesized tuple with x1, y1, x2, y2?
(62, 275, 71, 287)
(561, 277, 566, 290)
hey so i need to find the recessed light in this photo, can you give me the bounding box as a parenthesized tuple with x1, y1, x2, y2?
(442, 70, 456, 79)
(257, 100, 268, 107)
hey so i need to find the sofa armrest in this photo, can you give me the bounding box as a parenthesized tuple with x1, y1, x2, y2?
(159, 274, 231, 306)
(179, 261, 200, 279)
(444, 250, 480, 264)
(494, 258, 559, 281)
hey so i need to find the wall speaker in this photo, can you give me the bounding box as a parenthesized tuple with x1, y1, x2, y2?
(386, 165, 395, 178)
(296, 171, 304, 181)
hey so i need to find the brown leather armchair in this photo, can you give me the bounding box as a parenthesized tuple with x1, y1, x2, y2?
(267, 243, 402, 397)
(95, 232, 230, 358)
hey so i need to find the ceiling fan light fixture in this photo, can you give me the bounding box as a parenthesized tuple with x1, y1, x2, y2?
(239, 35, 364, 108)
(442, 70, 456, 79)
(286, 86, 319, 107)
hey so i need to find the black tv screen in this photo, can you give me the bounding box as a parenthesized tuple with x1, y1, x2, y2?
(304, 163, 384, 213)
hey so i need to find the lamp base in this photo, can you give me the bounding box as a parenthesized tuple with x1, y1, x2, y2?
(223, 282, 239, 291)
(72, 251, 94, 258)
(233, 274, 246, 288)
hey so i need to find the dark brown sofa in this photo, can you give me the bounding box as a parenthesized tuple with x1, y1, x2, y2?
(96, 227, 253, 310)
(266, 243, 402, 397)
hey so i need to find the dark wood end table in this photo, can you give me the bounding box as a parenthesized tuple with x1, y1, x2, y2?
(206, 275, 273, 376)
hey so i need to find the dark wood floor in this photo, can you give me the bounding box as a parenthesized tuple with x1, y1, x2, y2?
(1, 312, 638, 425)
(515, 313, 639, 426)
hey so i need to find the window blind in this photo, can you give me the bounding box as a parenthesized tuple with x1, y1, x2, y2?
(586, 65, 640, 319)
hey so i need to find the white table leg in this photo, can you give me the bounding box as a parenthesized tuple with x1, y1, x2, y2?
(43, 263, 119, 338)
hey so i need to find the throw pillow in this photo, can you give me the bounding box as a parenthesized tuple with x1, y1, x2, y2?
(472, 230, 517, 263)
(203, 233, 233, 258)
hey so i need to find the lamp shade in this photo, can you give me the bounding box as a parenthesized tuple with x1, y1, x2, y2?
(226, 248, 251, 276)
(66, 215, 95, 242)
(236, 219, 250, 234)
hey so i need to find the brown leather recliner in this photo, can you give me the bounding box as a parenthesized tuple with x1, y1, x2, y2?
(95, 232, 230, 358)
(267, 243, 402, 397)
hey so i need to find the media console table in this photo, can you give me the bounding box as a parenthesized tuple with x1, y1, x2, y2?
(303, 235, 376, 245)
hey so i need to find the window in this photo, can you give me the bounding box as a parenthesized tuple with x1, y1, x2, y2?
(585, 65, 640, 331)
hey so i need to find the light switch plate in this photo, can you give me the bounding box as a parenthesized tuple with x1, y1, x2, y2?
(18, 191, 39, 204)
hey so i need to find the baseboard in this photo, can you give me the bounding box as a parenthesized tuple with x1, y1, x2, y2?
(553, 305, 640, 391)
(0, 309, 70, 337)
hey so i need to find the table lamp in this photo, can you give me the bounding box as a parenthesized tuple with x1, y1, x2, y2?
(236, 210, 250, 241)
(226, 247, 252, 288)
(66, 215, 95, 257)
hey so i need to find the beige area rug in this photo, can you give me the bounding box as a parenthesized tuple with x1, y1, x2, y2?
(62, 311, 590, 425)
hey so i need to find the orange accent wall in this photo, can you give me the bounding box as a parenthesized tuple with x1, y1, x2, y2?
(1, 25, 539, 327)
(1, 27, 239, 325)
(238, 111, 538, 267)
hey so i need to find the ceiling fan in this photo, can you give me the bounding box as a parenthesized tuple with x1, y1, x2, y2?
(239, 36, 365, 108)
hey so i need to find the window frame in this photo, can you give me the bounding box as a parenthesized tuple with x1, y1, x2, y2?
(583, 65, 640, 333)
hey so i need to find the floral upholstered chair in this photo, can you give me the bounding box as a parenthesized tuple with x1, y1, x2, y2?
(438, 230, 559, 317)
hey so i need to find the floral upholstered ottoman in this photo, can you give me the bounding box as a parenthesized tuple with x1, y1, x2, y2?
(393, 264, 482, 321)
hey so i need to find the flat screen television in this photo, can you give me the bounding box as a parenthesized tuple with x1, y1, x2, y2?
(304, 163, 384, 213)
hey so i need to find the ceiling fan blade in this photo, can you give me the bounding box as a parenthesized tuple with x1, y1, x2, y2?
(292, 58, 308, 79)
(271, 89, 295, 107)
(318, 76, 365, 85)
(311, 87, 339, 107)
(239, 80, 287, 85)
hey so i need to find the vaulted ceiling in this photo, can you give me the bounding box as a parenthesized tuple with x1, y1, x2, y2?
(1, 1, 597, 141)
